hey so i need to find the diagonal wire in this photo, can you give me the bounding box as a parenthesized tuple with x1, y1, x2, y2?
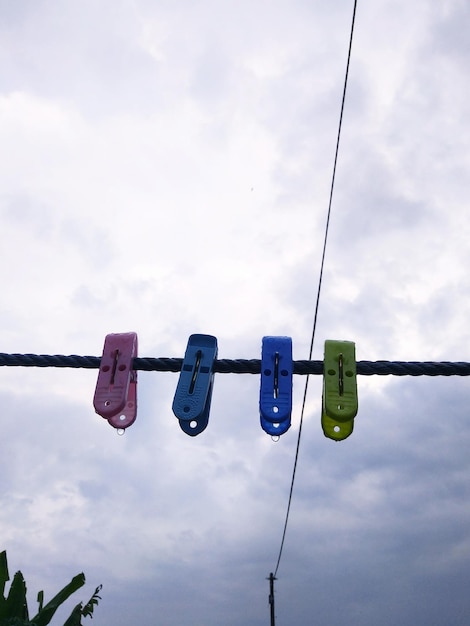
(273, 0, 359, 578)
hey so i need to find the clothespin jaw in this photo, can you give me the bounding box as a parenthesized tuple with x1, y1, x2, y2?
(260, 336, 293, 436)
(94, 332, 138, 430)
(172, 334, 218, 436)
(322, 339, 357, 441)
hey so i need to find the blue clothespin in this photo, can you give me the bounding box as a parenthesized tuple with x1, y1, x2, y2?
(172, 334, 218, 436)
(259, 336, 292, 436)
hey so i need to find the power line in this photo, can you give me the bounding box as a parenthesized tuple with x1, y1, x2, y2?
(272, 0, 359, 579)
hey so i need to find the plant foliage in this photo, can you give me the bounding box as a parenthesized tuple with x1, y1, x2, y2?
(0, 551, 101, 626)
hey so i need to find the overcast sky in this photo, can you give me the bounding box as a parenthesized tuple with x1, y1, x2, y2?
(1, 0, 470, 624)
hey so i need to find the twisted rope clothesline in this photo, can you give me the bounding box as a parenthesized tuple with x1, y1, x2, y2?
(1, 353, 470, 376)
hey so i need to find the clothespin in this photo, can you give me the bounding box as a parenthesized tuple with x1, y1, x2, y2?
(172, 334, 218, 436)
(321, 339, 357, 441)
(94, 332, 138, 430)
(259, 336, 293, 436)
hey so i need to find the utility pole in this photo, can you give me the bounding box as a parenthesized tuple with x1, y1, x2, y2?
(267, 572, 277, 626)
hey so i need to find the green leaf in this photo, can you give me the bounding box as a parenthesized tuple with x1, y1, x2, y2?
(36, 592, 43, 614)
(0, 551, 10, 617)
(3, 573, 29, 621)
(81, 586, 102, 619)
(0, 618, 33, 626)
(30, 574, 85, 626)
(0, 552, 10, 620)
(0, 553, 101, 626)
(0, 552, 9, 594)
(62, 603, 83, 626)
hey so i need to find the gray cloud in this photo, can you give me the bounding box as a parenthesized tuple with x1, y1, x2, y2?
(1, 1, 470, 625)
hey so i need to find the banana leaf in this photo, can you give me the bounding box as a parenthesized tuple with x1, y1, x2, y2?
(62, 603, 83, 626)
(0, 573, 29, 621)
(81, 586, 101, 619)
(30, 574, 85, 626)
(0, 551, 9, 596)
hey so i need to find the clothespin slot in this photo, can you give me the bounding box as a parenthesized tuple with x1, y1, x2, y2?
(321, 339, 357, 441)
(260, 336, 292, 436)
(94, 332, 138, 430)
(172, 334, 218, 436)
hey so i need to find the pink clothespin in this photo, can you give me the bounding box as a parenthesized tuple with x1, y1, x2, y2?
(93, 332, 138, 430)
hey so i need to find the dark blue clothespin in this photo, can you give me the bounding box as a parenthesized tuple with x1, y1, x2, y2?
(172, 334, 218, 436)
(259, 336, 293, 436)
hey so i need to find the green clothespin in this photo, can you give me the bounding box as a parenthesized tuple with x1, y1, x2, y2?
(321, 340, 358, 441)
